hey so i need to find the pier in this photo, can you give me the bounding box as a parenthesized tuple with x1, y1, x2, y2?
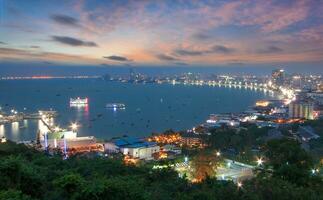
(0, 110, 58, 128)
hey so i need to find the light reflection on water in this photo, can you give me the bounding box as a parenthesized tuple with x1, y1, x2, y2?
(0, 79, 271, 141)
(0, 125, 4, 137)
(11, 122, 19, 135)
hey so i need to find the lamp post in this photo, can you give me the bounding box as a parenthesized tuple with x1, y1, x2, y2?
(256, 157, 264, 166)
(70, 123, 78, 132)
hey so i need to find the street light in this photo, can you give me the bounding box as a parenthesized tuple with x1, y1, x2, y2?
(70, 123, 78, 131)
(237, 182, 243, 188)
(257, 157, 264, 166)
(216, 151, 221, 157)
(312, 168, 319, 175)
(54, 126, 60, 132)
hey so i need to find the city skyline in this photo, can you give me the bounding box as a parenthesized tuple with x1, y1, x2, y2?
(0, 0, 323, 72)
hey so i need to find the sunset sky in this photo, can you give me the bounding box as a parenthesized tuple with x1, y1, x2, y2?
(0, 0, 323, 70)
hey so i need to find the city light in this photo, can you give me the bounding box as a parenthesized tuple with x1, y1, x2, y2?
(54, 126, 60, 132)
(70, 123, 78, 131)
(257, 157, 264, 166)
(311, 168, 319, 175)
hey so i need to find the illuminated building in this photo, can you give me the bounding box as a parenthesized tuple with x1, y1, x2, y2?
(317, 83, 323, 92)
(271, 69, 285, 86)
(104, 137, 160, 160)
(40, 130, 102, 154)
(180, 133, 203, 147)
(255, 100, 270, 107)
(288, 101, 314, 120)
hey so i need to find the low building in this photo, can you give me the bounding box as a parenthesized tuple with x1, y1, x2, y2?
(206, 114, 240, 128)
(41, 136, 102, 153)
(298, 126, 320, 142)
(162, 144, 182, 154)
(180, 132, 203, 147)
(104, 137, 160, 160)
(40, 131, 103, 154)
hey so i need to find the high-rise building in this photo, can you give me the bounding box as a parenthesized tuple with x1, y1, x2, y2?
(289, 101, 314, 120)
(272, 69, 285, 86)
(318, 83, 323, 92)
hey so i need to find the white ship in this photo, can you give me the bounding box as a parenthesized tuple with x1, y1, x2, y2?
(70, 97, 88, 105)
(106, 103, 126, 110)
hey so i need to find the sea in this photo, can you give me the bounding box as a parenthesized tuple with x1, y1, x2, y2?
(0, 78, 272, 141)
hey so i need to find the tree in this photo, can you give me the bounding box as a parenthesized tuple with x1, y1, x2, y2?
(0, 189, 34, 200)
(53, 173, 85, 199)
(265, 139, 314, 186)
(191, 151, 220, 182)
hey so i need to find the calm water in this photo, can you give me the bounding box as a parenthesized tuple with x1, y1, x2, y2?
(0, 79, 271, 141)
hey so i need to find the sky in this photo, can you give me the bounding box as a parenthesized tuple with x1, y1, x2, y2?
(0, 0, 323, 74)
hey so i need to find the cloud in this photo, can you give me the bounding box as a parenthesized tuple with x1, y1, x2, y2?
(226, 59, 245, 65)
(30, 45, 40, 49)
(51, 36, 98, 47)
(103, 55, 132, 62)
(192, 33, 212, 40)
(0, 41, 7, 45)
(0, 47, 99, 64)
(257, 46, 283, 54)
(211, 45, 235, 54)
(50, 14, 79, 27)
(156, 54, 180, 61)
(238, 0, 310, 32)
(174, 45, 235, 57)
(174, 49, 205, 56)
(174, 62, 189, 66)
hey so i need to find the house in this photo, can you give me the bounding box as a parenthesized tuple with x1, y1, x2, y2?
(104, 137, 160, 160)
(298, 126, 320, 142)
(162, 144, 182, 154)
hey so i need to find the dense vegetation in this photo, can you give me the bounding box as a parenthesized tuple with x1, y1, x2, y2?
(0, 139, 322, 200)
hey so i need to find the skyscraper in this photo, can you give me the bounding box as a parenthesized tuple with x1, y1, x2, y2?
(272, 69, 285, 86)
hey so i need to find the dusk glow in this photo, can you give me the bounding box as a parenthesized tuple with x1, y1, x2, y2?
(1, 2, 323, 199)
(0, 0, 322, 69)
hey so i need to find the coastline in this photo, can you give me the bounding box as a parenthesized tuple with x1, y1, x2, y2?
(0, 77, 274, 139)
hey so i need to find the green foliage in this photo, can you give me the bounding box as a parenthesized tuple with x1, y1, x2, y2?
(207, 125, 269, 151)
(265, 139, 315, 186)
(0, 189, 33, 200)
(0, 141, 322, 200)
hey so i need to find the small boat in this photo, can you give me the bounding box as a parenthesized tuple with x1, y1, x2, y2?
(106, 103, 125, 110)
